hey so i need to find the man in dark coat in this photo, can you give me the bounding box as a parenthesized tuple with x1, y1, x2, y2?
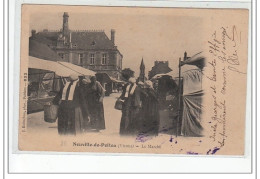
(53, 74, 89, 135)
(119, 77, 142, 135)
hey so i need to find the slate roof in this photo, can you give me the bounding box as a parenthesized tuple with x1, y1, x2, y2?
(71, 31, 116, 50)
(30, 32, 59, 46)
(29, 38, 62, 61)
(31, 30, 117, 51)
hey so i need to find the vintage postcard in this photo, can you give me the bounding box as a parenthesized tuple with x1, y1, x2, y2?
(19, 5, 249, 155)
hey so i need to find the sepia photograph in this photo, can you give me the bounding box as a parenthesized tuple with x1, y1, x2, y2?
(18, 5, 249, 155)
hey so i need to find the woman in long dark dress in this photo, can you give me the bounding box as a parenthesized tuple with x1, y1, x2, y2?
(140, 80, 160, 135)
(52, 74, 89, 135)
(87, 76, 105, 131)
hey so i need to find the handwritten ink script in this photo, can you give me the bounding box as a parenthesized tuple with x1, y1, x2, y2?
(208, 26, 246, 75)
(207, 25, 244, 154)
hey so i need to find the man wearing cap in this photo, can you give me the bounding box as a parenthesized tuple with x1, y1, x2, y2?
(53, 74, 89, 135)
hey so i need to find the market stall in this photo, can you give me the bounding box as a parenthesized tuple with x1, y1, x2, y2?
(152, 51, 205, 137)
(28, 39, 96, 113)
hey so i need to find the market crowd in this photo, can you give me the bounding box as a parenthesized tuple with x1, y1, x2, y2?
(118, 77, 159, 136)
(52, 74, 105, 135)
(52, 74, 160, 136)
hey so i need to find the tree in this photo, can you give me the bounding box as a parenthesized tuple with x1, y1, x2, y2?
(121, 68, 135, 81)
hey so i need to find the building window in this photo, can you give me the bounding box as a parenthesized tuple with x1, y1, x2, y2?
(78, 53, 84, 66)
(58, 53, 64, 59)
(90, 53, 95, 64)
(102, 54, 107, 65)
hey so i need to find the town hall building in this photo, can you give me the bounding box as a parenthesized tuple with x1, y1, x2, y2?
(30, 12, 123, 80)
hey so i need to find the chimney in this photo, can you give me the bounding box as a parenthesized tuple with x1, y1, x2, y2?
(111, 29, 115, 44)
(63, 12, 69, 36)
(31, 29, 36, 37)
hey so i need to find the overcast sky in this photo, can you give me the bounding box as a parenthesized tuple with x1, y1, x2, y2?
(29, 7, 205, 77)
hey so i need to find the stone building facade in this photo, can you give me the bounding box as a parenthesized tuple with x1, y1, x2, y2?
(30, 12, 123, 80)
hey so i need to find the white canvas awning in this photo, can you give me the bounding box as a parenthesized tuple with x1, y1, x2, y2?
(29, 56, 96, 77)
(166, 65, 199, 79)
(57, 61, 96, 76)
(151, 65, 199, 80)
(151, 64, 202, 95)
(29, 56, 58, 72)
(110, 77, 125, 83)
(151, 73, 165, 79)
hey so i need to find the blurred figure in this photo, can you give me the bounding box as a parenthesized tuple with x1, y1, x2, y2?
(137, 81, 145, 89)
(157, 76, 177, 110)
(140, 80, 160, 135)
(28, 81, 39, 98)
(153, 80, 159, 93)
(52, 74, 89, 135)
(87, 76, 106, 131)
(79, 76, 92, 128)
(119, 77, 142, 135)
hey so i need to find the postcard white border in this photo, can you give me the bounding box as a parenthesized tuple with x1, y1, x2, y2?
(8, 0, 253, 174)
